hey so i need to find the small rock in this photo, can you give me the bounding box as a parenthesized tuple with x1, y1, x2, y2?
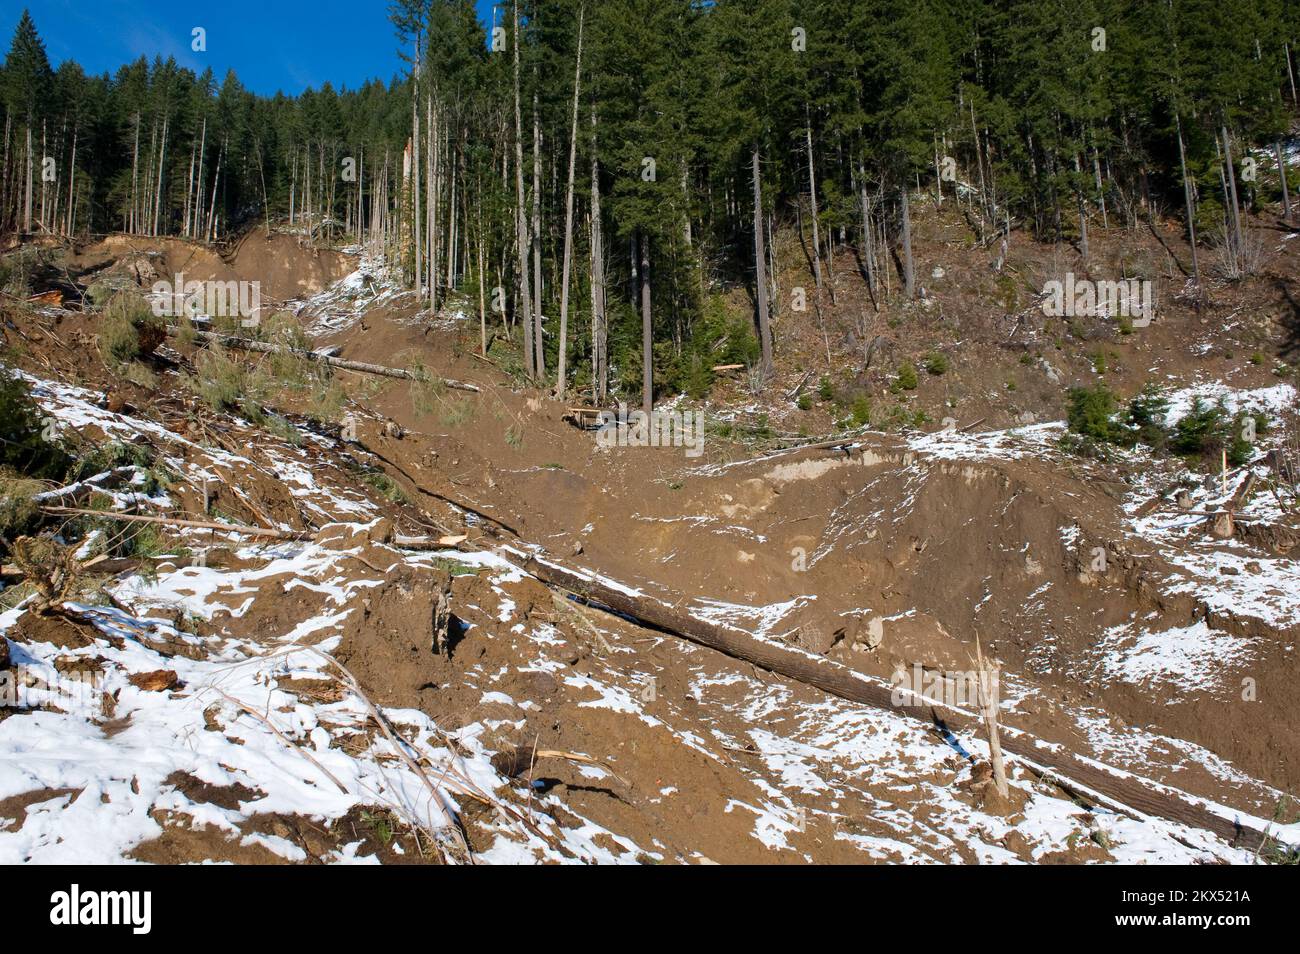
(0, 636, 10, 671)
(128, 669, 180, 692)
(363, 517, 395, 545)
(1175, 489, 1193, 510)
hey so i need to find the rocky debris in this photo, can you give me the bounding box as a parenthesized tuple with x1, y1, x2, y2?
(128, 669, 180, 692)
(1209, 510, 1235, 540)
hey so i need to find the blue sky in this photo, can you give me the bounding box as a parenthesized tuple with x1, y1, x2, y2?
(2, 1, 498, 95)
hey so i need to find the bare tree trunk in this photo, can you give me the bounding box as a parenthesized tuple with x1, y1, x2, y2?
(129, 115, 139, 234)
(1221, 124, 1245, 264)
(805, 112, 823, 296)
(857, 159, 877, 300)
(1175, 114, 1201, 288)
(752, 147, 773, 375)
(640, 231, 652, 414)
(974, 635, 1009, 800)
(589, 105, 607, 404)
(512, 0, 535, 380)
(412, 47, 422, 299)
(24, 125, 33, 234)
(1277, 140, 1292, 225)
(532, 95, 545, 378)
(900, 185, 915, 300)
(153, 114, 168, 236)
(65, 126, 77, 236)
(193, 117, 206, 238)
(556, 6, 585, 399)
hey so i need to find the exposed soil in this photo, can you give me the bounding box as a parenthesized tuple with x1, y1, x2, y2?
(2, 214, 1298, 864)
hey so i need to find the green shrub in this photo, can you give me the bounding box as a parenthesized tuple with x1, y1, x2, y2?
(99, 291, 165, 366)
(1067, 384, 1129, 445)
(817, 375, 834, 401)
(1126, 384, 1170, 449)
(796, 393, 813, 411)
(0, 366, 70, 479)
(895, 362, 918, 391)
(1170, 398, 1224, 457)
(850, 395, 872, 426)
(922, 351, 949, 375)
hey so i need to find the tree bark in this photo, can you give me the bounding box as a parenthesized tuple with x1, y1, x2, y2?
(1175, 114, 1201, 287)
(752, 147, 773, 374)
(589, 105, 607, 404)
(515, 546, 1272, 851)
(511, 0, 535, 380)
(556, 6, 585, 399)
(900, 185, 915, 299)
(639, 230, 652, 414)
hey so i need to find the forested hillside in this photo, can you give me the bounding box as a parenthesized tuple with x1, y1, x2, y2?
(2, 1, 1298, 406)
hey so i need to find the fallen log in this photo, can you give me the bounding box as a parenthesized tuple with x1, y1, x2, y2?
(42, 507, 468, 550)
(512, 546, 1274, 852)
(41, 506, 310, 540)
(170, 327, 481, 392)
(32, 466, 139, 505)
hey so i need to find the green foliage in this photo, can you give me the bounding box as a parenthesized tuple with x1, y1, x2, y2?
(99, 291, 164, 368)
(660, 296, 761, 400)
(1067, 384, 1128, 445)
(894, 362, 918, 392)
(922, 351, 948, 375)
(850, 395, 872, 426)
(1170, 399, 1224, 457)
(1126, 384, 1171, 449)
(0, 365, 69, 479)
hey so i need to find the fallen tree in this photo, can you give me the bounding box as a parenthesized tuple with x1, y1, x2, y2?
(40, 507, 466, 548)
(169, 327, 481, 392)
(508, 545, 1275, 853)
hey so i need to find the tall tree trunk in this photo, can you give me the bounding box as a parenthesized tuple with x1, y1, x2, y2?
(556, 6, 585, 399)
(1221, 124, 1245, 264)
(412, 49, 422, 300)
(1175, 114, 1201, 288)
(639, 230, 652, 414)
(1277, 140, 1292, 224)
(153, 114, 168, 236)
(900, 184, 915, 300)
(752, 147, 773, 374)
(805, 112, 823, 296)
(512, 0, 535, 380)
(589, 105, 607, 404)
(65, 126, 77, 236)
(857, 159, 877, 300)
(532, 95, 545, 378)
(24, 125, 33, 234)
